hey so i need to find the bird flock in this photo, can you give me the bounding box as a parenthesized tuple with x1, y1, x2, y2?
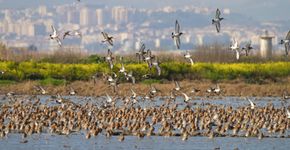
(0, 0, 290, 143)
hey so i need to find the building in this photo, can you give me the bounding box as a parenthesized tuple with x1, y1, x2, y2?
(112, 6, 128, 24)
(95, 9, 103, 26)
(80, 7, 90, 26)
(260, 30, 274, 58)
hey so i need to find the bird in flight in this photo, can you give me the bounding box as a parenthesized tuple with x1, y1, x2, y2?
(242, 41, 253, 56)
(171, 20, 183, 49)
(212, 8, 224, 33)
(101, 32, 114, 46)
(280, 30, 290, 56)
(49, 25, 62, 47)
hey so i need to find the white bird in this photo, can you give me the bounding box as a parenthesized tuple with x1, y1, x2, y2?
(184, 50, 194, 65)
(173, 80, 181, 91)
(181, 92, 190, 103)
(286, 109, 290, 119)
(245, 97, 255, 109)
(151, 57, 161, 76)
(230, 39, 240, 60)
(49, 25, 62, 47)
(106, 93, 113, 103)
(130, 88, 137, 99)
(119, 63, 126, 75)
(280, 30, 290, 56)
(126, 71, 135, 84)
(106, 49, 114, 69)
(213, 84, 221, 94)
(171, 20, 183, 49)
(69, 87, 76, 95)
(212, 8, 224, 33)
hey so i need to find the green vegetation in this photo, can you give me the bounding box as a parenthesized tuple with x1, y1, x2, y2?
(39, 78, 67, 86)
(0, 61, 290, 83)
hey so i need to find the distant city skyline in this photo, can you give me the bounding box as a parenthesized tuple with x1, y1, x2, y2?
(0, 0, 289, 21)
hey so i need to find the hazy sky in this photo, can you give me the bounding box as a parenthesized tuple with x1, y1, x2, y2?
(0, 0, 289, 21)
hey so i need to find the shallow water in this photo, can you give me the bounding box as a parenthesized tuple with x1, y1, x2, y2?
(0, 133, 289, 150)
(0, 95, 289, 150)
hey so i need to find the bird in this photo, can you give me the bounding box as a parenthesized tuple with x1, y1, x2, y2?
(106, 49, 114, 69)
(34, 85, 47, 95)
(282, 90, 289, 100)
(136, 43, 146, 63)
(173, 80, 181, 91)
(126, 71, 135, 84)
(171, 20, 183, 49)
(279, 30, 290, 56)
(242, 41, 253, 56)
(286, 109, 290, 119)
(0, 70, 4, 75)
(151, 57, 161, 76)
(119, 63, 127, 76)
(63, 30, 82, 39)
(101, 32, 114, 46)
(130, 88, 137, 99)
(245, 97, 255, 109)
(213, 84, 221, 94)
(69, 87, 77, 95)
(230, 39, 240, 60)
(105, 93, 113, 103)
(181, 92, 190, 103)
(49, 25, 62, 47)
(184, 50, 194, 65)
(212, 8, 224, 33)
(190, 87, 200, 94)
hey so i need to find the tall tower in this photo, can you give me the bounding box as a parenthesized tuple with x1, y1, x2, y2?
(260, 30, 274, 58)
(80, 7, 89, 26)
(95, 9, 103, 26)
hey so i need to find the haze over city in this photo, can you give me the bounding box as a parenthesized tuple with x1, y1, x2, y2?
(0, 0, 289, 52)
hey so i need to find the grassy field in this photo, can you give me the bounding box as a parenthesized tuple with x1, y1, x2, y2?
(0, 61, 290, 84)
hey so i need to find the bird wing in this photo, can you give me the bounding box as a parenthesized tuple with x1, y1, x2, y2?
(235, 50, 240, 60)
(175, 37, 181, 49)
(109, 61, 114, 69)
(102, 32, 109, 39)
(175, 81, 180, 89)
(175, 20, 180, 33)
(131, 76, 136, 84)
(155, 65, 161, 76)
(189, 58, 194, 65)
(108, 39, 114, 46)
(216, 8, 221, 19)
(246, 97, 254, 107)
(51, 25, 56, 34)
(215, 21, 220, 33)
(56, 37, 62, 47)
(286, 30, 290, 40)
(140, 43, 145, 52)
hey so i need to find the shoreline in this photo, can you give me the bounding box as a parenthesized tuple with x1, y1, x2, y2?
(0, 79, 289, 97)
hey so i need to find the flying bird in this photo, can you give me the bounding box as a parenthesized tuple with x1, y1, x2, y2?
(49, 25, 62, 47)
(101, 32, 114, 46)
(171, 20, 183, 49)
(279, 30, 290, 56)
(230, 39, 240, 60)
(63, 30, 82, 39)
(184, 50, 194, 65)
(242, 41, 253, 56)
(212, 8, 224, 33)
